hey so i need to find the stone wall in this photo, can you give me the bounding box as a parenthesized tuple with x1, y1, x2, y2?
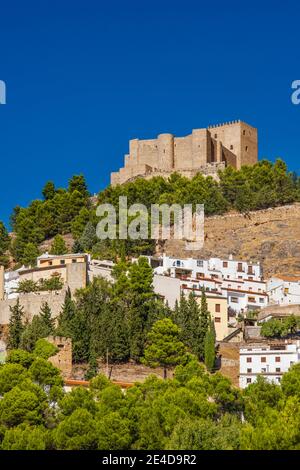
(48, 336, 72, 378)
(0, 290, 67, 325)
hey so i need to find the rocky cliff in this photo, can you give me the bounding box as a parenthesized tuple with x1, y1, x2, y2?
(163, 203, 300, 278)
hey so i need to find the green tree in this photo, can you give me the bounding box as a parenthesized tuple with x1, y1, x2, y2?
(33, 339, 58, 359)
(199, 288, 210, 360)
(42, 181, 56, 201)
(142, 318, 187, 379)
(39, 302, 55, 335)
(21, 243, 39, 266)
(79, 221, 97, 251)
(50, 235, 68, 255)
(204, 318, 216, 372)
(97, 412, 132, 450)
(54, 408, 97, 450)
(1, 424, 48, 450)
(56, 288, 76, 338)
(7, 299, 24, 350)
(0, 363, 28, 395)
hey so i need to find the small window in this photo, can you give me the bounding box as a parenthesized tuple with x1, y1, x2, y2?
(245, 146, 248, 151)
(275, 357, 281, 362)
(48, 261, 53, 266)
(197, 260, 203, 267)
(230, 145, 233, 150)
(223, 261, 228, 268)
(214, 317, 221, 323)
(261, 368, 266, 373)
(246, 357, 252, 363)
(261, 357, 266, 363)
(243, 130, 246, 135)
(60, 260, 65, 265)
(215, 304, 221, 313)
(259, 298, 264, 303)
(231, 297, 238, 303)
(247, 368, 252, 373)
(276, 368, 281, 373)
(72, 259, 77, 263)
(247, 378, 252, 384)
(214, 133, 218, 139)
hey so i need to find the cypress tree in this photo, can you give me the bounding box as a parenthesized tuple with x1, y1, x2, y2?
(56, 288, 76, 338)
(7, 299, 24, 349)
(40, 302, 55, 335)
(204, 318, 216, 372)
(199, 287, 210, 360)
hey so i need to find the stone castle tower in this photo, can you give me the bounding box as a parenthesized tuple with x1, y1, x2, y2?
(111, 120, 258, 186)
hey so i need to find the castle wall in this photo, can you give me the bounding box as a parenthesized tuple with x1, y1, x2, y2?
(111, 120, 258, 185)
(0, 290, 66, 325)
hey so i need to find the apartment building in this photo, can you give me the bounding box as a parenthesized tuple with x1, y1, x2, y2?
(267, 276, 300, 305)
(152, 254, 263, 282)
(239, 340, 300, 388)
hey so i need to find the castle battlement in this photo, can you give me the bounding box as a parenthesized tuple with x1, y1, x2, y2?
(111, 120, 258, 186)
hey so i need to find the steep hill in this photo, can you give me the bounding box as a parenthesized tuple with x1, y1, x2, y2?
(163, 203, 300, 278)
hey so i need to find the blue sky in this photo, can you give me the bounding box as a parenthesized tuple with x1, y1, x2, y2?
(0, 0, 300, 226)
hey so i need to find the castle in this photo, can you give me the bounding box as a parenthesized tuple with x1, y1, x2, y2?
(111, 120, 258, 186)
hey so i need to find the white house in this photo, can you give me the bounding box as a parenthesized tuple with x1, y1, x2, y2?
(4, 271, 20, 299)
(151, 254, 263, 282)
(239, 340, 300, 388)
(267, 276, 300, 306)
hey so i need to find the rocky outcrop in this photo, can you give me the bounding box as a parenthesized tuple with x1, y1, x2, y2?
(163, 203, 300, 278)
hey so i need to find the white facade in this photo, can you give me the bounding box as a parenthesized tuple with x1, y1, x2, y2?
(239, 341, 300, 388)
(4, 271, 20, 300)
(152, 254, 262, 282)
(149, 255, 266, 315)
(267, 277, 300, 306)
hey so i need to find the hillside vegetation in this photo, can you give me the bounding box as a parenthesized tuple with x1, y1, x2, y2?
(1, 159, 300, 266)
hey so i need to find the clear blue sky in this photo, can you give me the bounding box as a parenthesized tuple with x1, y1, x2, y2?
(0, 0, 300, 226)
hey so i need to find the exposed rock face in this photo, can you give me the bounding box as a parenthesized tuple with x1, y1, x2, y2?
(162, 203, 300, 278)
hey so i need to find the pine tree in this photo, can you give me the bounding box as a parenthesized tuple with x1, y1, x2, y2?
(204, 318, 216, 372)
(79, 222, 97, 251)
(39, 302, 55, 335)
(72, 239, 83, 253)
(7, 299, 24, 349)
(56, 288, 76, 338)
(50, 235, 68, 255)
(143, 318, 187, 379)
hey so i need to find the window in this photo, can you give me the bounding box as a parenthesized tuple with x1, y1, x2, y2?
(261, 368, 266, 373)
(275, 357, 281, 362)
(215, 304, 221, 313)
(247, 378, 252, 384)
(261, 357, 266, 363)
(259, 298, 264, 303)
(72, 259, 77, 263)
(230, 145, 233, 150)
(243, 130, 246, 135)
(247, 368, 252, 373)
(214, 133, 218, 139)
(248, 276, 253, 280)
(60, 260, 65, 265)
(176, 260, 181, 267)
(196, 273, 204, 279)
(245, 146, 248, 151)
(48, 261, 53, 266)
(223, 261, 228, 268)
(237, 262, 243, 272)
(197, 260, 203, 267)
(276, 368, 281, 373)
(246, 357, 252, 363)
(231, 297, 238, 303)
(248, 297, 256, 303)
(214, 317, 221, 323)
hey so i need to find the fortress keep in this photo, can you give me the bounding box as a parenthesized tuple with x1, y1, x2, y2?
(111, 120, 258, 186)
